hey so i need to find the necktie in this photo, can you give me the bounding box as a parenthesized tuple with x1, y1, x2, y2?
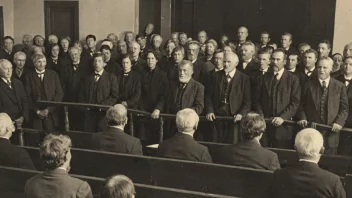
(73, 64, 79, 71)
(226, 73, 232, 82)
(306, 70, 312, 76)
(38, 73, 44, 82)
(322, 80, 327, 91)
(95, 73, 100, 82)
(345, 78, 351, 86)
(274, 73, 279, 80)
(6, 79, 11, 89)
(16, 69, 23, 77)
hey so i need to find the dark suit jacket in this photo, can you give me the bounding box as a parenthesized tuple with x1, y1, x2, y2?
(289, 69, 307, 90)
(117, 71, 141, 108)
(249, 68, 273, 103)
(192, 58, 205, 82)
(105, 59, 121, 76)
(46, 56, 66, 75)
(205, 70, 251, 116)
(139, 67, 168, 112)
(269, 161, 346, 198)
(157, 133, 212, 163)
(0, 138, 35, 170)
(132, 57, 147, 75)
(90, 127, 143, 155)
(237, 59, 259, 76)
(12, 67, 31, 84)
(167, 78, 204, 115)
(24, 69, 64, 124)
(212, 139, 280, 170)
(25, 168, 93, 198)
(78, 70, 119, 105)
(335, 74, 352, 127)
(0, 49, 15, 64)
(0, 78, 29, 122)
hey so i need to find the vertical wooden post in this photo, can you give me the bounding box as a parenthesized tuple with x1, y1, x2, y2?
(159, 117, 164, 143)
(64, 106, 69, 132)
(129, 112, 134, 137)
(18, 125, 24, 146)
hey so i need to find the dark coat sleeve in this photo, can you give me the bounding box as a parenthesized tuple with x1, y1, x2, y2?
(192, 83, 204, 115)
(239, 75, 252, 116)
(126, 76, 141, 108)
(47, 72, 64, 113)
(24, 75, 39, 113)
(296, 82, 309, 121)
(154, 73, 168, 112)
(201, 148, 213, 163)
(18, 149, 36, 170)
(279, 75, 301, 120)
(131, 139, 143, 156)
(101, 74, 119, 105)
(334, 84, 349, 126)
(205, 75, 215, 114)
(16, 81, 29, 122)
(269, 153, 281, 171)
(76, 181, 93, 198)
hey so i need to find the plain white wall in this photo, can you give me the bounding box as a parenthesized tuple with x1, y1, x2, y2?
(333, 0, 352, 54)
(0, 0, 14, 37)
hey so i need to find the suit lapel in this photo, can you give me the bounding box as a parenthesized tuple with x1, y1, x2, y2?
(310, 79, 320, 112)
(264, 72, 273, 96)
(33, 72, 42, 90)
(327, 79, 337, 124)
(182, 79, 194, 107)
(12, 80, 22, 106)
(0, 80, 17, 103)
(88, 73, 95, 102)
(43, 71, 50, 99)
(277, 69, 288, 93)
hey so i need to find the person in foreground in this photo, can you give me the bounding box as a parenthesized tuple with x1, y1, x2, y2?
(268, 128, 346, 198)
(25, 134, 93, 198)
(100, 174, 135, 198)
(212, 112, 280, 170)
(0, 113, 35, 169)
(157, 108, 212, 163)
(90, 104, 143, 155)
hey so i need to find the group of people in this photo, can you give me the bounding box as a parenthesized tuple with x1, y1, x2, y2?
(0, 23, 352, 156)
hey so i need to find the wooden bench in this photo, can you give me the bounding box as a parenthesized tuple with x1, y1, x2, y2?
(23, 146, 273, 197)
(0, 166, 236, 198)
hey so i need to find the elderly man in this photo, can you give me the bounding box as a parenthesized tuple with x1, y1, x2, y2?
(129, 41, 147, 75)
(237, 41, 259, 76)
(124, 31, 135, 46)
(253, 49, 301, 148)
(0, 59, 29, 124)
(157, 108, 212, 163)
(25, 54, 63, 131)
(0, 36, 15, 64)
(0, 113, 34, 169)
(280, 32, 297, 55)
(170, 32, 179, 46)
(213, 112, 280, 170)
(197, 30, 208, 55)
(20, 34, 33, 56)
(206, 52, 251, 143)
(100, 45, 120, 76)
(297, 57, 348, 154)
(269, 128, 346, 198)
(236, 26, 249, 52)
(107, 33, 119, 60)
(78, 53, 119, 132)
(12, 51, 32, 83)
(178, 32, 188, 47)
(25, 134, 93, 198)
(100, 175, 135, 198)
(90, 104, 143, 155)
(186, 41, 205, 82)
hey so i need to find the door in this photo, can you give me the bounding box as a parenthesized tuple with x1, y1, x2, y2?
(44, 1, 79, 41)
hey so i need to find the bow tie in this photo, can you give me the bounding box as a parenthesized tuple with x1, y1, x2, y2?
(123, 73, 129, 76)
(345, 78, 352, 83)
(53, 59, 58, 64)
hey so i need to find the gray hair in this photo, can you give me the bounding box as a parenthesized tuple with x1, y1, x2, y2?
(100, 175, 135, 198)
(0, 113, 14, 137)
(318, 56, 333, 67)
(68, 46, 82, 55)
(106, 104, 128, 126)
(14, 51, 26, 60)
(295, 128, 323, 158)
(176, 108, 199, 133)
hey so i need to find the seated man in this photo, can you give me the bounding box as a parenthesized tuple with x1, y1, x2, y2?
(269, 128, 346, 198)
(25, 134, 93, 198)
(90, 104, 143, 155)
(0, 113, 35, 169)
(157, 108, 212, 163)
(212, 112, 280, 170)
(100, 174, 135, 198)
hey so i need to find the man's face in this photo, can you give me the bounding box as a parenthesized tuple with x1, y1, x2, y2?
(333, 55, 343, 68)
(171, 34, 179, 44)
(166, 43, 176, 56)
(70, 49, 81, 63)
(129, 43, 140, 57)
(344, 58, 352, 75)
(317, 60, 332, 80)
(187, 44, 199, 61)
(299, 45, 311, 55)
(14, 55, 26, 69)
(178, 64, 193, 83)
(173, 51, 184, 64)
(281, 35, 292, 48)
(35, 37, 44, 47)
(147, 53, 157, 69)
(287, 55, 298, 70)
(303, 53, 317, 68)
(344, 45, 352, 57)
(271, 52, 286, 72)
(107, 35, 117, 44)
(51, 46, 60, 57)
(153, 36, 162, 49)
(23, 37, 33, 47)
(93, 57, 104, 72)
(258, 53, 271, 70)
(223, 54, 238, 73)
(179, 34, 188, 45)
(33, 46, 43, 55)
(86, 38, 96, 49)
(48, 35, 58, 44)
(145, 24, 154, 35)
(0, 62, 13, 79)
(198, 32, 207, 44)
(125, 33, 134, 43)
(206, 43, 216, 56)
(213, 52, 224, 69)
(118, 42, 127, 54)
(260, 33, 270, 45)
(137, 37, 146, 48)
(237, 27, 248, 42)
(34, 58, 46, 72)
(318, 43, 331, 58)
(61, 39, 70, 51)
(122, 57, 132, 72)
(221, 35, 229, 44)
(4, 39, 14, 51)
(101, 49, 111, 62)
(241, 45, 254, 61)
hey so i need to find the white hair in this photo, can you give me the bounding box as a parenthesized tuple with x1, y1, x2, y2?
(14, 51, 26, 60)
(0, 113, 14, 137)
(295, 128, 324, 158)
(176, 108, 199, 133)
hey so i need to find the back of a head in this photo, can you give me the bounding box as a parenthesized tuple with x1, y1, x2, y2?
(100, 175, 135, 198)
(106, 104, 128, 127)
(0, 113, 14, 138)
(295, 128, 324, 160)
(176, 108, 199, 134)
(240, 112, 266, 140)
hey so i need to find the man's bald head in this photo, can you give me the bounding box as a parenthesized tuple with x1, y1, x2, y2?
(344, 42, 352, 58)
(0, 59, 13, 80)
(238, 26, 249, 42)
(223, 52, 239, 73)
(0, 113, 15, 138)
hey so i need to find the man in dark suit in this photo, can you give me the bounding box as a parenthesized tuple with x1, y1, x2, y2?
(86, 34, 97, 59)
(259, 31, 271, 48)
(212, 112, 280, 170)
(0, 113, 35, 170)
(286, 52, 307, 88)
(269, 128, 346, 198)
(78, 52, 119, 132)
(129, 41, 147, 75)
(186, 41, 205, 82)
(250, 51, 272, 102)
(297, 57, 349, 154)
(12, 52, 31, 84)
(253, 49, 301, 149)
(237, 41, 259, 76)
(25, 54, 64, 131)
(25, 134, 93, 198)
(0, 59, 29, 125)
(0, 36, 15, 65)
(166, 46, 185, 82)
(204, 49, 224, 88)
(206, 52, 251, 143)
(90, 104, 143, 155)
(300, 49, 319, 80)
(317, 40, 332, 58)
(235, 26, 249, 54)
(101, 44, 121, 76)
(157, 108, 212, 162)
(280, 32, 297, 55)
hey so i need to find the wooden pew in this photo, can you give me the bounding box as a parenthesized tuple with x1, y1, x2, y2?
(0, 166, 235, 198)
(23, 146, 273, 197)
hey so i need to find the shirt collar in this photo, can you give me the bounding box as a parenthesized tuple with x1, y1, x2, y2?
(299, 159, 318, 164)
(35, 69, 45, 74)
(226, 68, 236, 78)
(215, 67, 223, 72)
(110, 126, 125, 131)
(95, 69, 104, 76)
(344, 75, 352, 80)
(57, 167, 67, 171)
(305, 67, 315, 74)
(319, 76, 330, 87)
(244, 58, 252, 63)
(73, 60, 80, 65)
(192, 58, 197, 64)
(0, 136, 9, 140)
(1, 77, 10, 83)
(4, 49, 12, 54)
(274, 68, 285, 79)
(288, 68, 296, 72)
(260, 67, 269, 73)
